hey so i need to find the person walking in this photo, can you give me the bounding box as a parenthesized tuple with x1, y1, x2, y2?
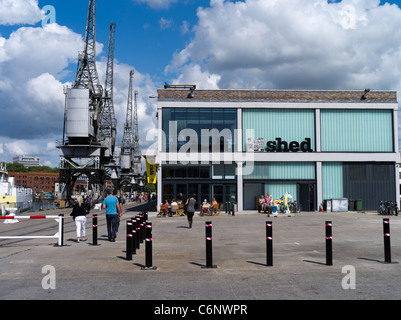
(70, 196, 88, 243)
(113, 189, 123, 236)
(102, 189, 121, 242)
(185, 194, 196, 228)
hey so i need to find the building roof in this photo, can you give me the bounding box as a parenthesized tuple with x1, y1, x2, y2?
(157, 89, 397, 103)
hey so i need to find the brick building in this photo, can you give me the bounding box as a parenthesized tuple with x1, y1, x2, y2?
(9, 171, 58, 194)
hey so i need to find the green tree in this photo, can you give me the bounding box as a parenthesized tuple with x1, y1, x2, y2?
(4, 163, 27, 172)
(144, 183, 156, 193)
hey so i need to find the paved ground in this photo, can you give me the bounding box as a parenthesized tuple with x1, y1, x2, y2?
(0, 202, 400, 303)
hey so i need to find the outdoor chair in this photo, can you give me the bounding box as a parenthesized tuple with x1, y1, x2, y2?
(215, 203, 223, 216)
(160, 206, 168, 217)
(210, 203, 219, 216)
(175, 204, 185, 216)
(171, 205, 179, 217)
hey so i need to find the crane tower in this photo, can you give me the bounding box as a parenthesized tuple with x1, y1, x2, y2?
(119, 70, 142, 188)
(119, 70, 135, 185)
(57, 0, 117, 203)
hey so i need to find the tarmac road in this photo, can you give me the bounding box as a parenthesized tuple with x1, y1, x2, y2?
(0, 202, 400, 302)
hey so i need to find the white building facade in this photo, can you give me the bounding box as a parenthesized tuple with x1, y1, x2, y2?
(156, 88, 400, 212)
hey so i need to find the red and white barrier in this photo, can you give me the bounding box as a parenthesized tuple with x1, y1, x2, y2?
(0, 214, 64, 246)
(0, 215, 58, 219)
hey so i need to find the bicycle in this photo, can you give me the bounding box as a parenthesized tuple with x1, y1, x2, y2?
(390, 201, 399, 216)
(378, 201, 386, 215)
(289, 201, 300, 213)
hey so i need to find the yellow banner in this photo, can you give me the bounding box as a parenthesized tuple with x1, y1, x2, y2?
(146, 159, 157, 184)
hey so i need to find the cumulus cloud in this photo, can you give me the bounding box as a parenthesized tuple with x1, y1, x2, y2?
(4, 140, 40, 156)
(0, 137, 60, 166)
(0, 2, 156, 167)
(0, 0, 44, 25)
(0, 23, 84, 141)
(166, 0, 401, 92)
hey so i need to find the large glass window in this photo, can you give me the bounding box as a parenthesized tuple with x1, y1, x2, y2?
(162, 108, 237, 152)
(162, 164, 210, 179)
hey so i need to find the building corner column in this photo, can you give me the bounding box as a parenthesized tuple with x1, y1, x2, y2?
(316, 161, 323, 211)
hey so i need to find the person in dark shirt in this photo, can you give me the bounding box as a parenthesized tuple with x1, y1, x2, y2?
(70, 196, 88, 242)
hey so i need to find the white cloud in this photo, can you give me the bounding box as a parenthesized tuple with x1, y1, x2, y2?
(171, 63, 220, 89)
(26, 73, 66, 106)
(0, 0, 43, 25)
(0, 23, 84, 142)
(166, 0, 401, 92)
(5, 140, 40, 156)
(1, 24, 84, 80)
(0, 136, 60, 167)
(0, 0, 159, 167)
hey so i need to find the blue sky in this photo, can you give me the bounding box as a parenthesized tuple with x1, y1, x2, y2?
(34, 0, 210, 82)
(1, 0, 401, 168)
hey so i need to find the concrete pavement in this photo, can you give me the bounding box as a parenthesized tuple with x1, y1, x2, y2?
(0, 202, 401, 301)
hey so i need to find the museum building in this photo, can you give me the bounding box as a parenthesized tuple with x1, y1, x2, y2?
(156, 87, 400, 212)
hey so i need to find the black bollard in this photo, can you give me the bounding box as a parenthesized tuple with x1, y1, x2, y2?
(202, 221, 217, 268)
(141, 222, 157, 270)
(126, 221, 133, 261)
(325, 221, 333, 266)
(383, 218, 392, 263)
(92, 214, 98, 246)
(131, 217, 137, 255)
(140, 214, 145, 243)
(266, 221, 273, 266)
(135, 215, 141, 249)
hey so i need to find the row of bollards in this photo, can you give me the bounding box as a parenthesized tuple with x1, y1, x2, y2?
(265, 219, 395, 267)
(124, 212, 157, 270)
(119, 216, 397, 269)
(201, 219, 395, 268)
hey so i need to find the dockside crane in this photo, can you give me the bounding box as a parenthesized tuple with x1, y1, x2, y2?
(119, 70, 141, 188)
(132, 87, 142, 177)
(57, 0, 110, 204)
(99, 22, 119, 184)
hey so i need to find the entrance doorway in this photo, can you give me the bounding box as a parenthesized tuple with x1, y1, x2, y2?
(212, 184, 237, 206)
(298, 183, 316, 212)
(243, 183, 262, 210)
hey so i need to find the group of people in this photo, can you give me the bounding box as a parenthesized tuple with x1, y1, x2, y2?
(160, 193, 197, 228)
(201, 198, 218, 215)
(258, 193, 273, 213)
(70, 189, 123, 243)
